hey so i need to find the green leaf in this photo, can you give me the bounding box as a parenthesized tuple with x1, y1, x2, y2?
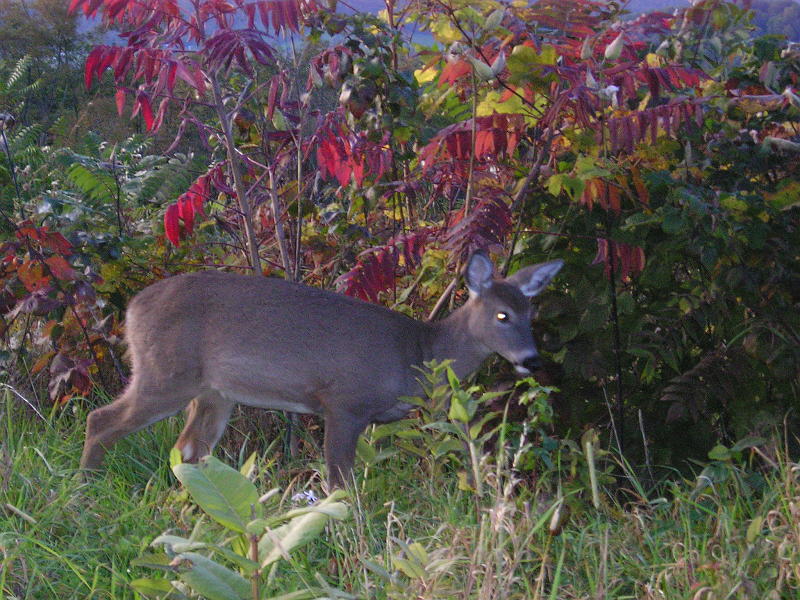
(130, 552, 174, 570)
(730, 436, 766, 453)
(446, 366, 461, 390)
(707, 444, 731, 461)
(546, 174, 584, 202)
(169, 447, 183, 468)
(429, 16, 461, 43)
(575, 155, 611, 179)
(176, 552, 250, 600)
(172, 456, 261, 533)
(720, 195, 747, 212)
(271, 108, 289, 130)
(507, 44, 557, 71)
(393, 556, 426, 579)
(431, 438, 464, 458)
(407, 542, 429, 564)
(661, 211, 686, 235)
(356, 436, 377, 464)
(469, 412, 499, 439)
(765, 181, 800, 211)
(151, 534, 208, 554)
(422, 422, 464, 437)
(129, 577, 178, 597)
(239, 451, 257, 478)
(484, 8, 505, 31)
(467, 56, 494, 81)
(258, 495, 349, 568)
(746, 516, 764, 544)
(263, 591, 326, 600)
(448, 395, 471, 423)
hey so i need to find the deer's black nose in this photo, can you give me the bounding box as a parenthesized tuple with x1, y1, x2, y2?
(522, 356, 543, 372)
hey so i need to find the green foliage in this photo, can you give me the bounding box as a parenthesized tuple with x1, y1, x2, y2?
(132, 455, 349, 599)
(4, 384, 800, 599)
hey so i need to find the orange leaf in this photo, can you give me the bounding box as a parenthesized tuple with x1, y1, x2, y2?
(31, 351, 56, 375)
(46, 255, 76, 281)
(18, 260, 50, 292)
(631, 166, 649, 206)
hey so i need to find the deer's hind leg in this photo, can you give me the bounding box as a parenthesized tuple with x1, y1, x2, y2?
(174, 391, 234, 463)
(80, 378, 199, 470)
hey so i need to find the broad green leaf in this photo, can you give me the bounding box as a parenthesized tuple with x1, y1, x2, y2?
(259, 495, 349, 567)
(730, 436, 766, 452)
(746, 516, 764, 544)
(173, 456, 261, 533)
(467, 56, 494, 81)
(177, 552, 250, 600)
(708, 444, 731, 461)
(448, 395, 471, 423)
(575, 155, 611, 179)
(264, 591, 327, 600)
(130, 552, 174, 570)
(356, 436, 377, 464)
(477, 90, 530, 117)
(129, 577, 178, 597)
(362, 559, 394, 581)
(484, 8, 505, 31)
(394, 556, 426, 579)
(169, 447, 183, 468)
(272, 109, 288, 130)
(407, 542, 429, 564)
(604, 32, 624, 61)
(661, 211, 686, 234)
(720, 195, 747, 212)
(507, 44, 557, 84)
(470, 412, 499, 439)
(431, 438, 464, 458)
(546, 174, 584, 202)
(151, 534, 208, 554)
(446, 366, 460, 390)
(429, 17, 461, 43)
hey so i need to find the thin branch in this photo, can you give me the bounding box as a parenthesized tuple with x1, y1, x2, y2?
(210, 72, 262, 273)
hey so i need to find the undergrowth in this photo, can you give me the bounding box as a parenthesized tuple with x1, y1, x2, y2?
(1, 384, 798, 599)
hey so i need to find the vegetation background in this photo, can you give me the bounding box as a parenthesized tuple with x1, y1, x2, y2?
(0, 0, 798, 598)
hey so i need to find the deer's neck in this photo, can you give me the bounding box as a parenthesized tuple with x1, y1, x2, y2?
(427, 305, 490, 379)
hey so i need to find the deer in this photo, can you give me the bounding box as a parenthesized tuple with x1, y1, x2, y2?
(80, 251, 563, 488)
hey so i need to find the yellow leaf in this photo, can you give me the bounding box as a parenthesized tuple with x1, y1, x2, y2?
(645, 53, 662, 67)
(414, 66, 438, 84)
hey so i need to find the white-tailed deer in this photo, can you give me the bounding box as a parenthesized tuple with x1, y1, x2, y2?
(80, 252, 563, 487)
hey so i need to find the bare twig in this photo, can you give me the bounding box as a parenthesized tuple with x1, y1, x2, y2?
(210, 73, 262, 273)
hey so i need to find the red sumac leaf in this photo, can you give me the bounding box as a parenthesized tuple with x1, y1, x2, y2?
(115, 88, 126, 116)
(439, 59, 471, 87)
(138, 93, 155, 130)
(85, 47, 102, 89)
(40, 230, 72, 255)
(178, 196, 195, 235)
(164, 203, 181, 246)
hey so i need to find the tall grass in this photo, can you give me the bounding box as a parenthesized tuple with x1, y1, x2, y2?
(1, 386, 798, 599)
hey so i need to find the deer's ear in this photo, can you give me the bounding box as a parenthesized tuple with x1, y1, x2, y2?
(464, 251, 495, 297)
(506, 259, 564, 298)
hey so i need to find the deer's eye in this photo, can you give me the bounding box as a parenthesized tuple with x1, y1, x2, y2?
(496, 311, 509, 322)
